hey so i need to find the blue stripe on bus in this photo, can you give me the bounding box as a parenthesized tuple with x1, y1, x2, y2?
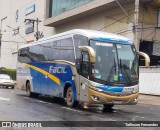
(27, 62, 76, 98)
(96, 85, 124, 92)
(94, 37, 133, 45)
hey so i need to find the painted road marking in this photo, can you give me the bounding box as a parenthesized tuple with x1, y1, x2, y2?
(24, 97, 53, 105)
(62, 107, 82, 113)
(38, 100, 52, 105)
(133, 115, 145, 119)
(0, 97, 10, 101)
(24, 97, 30, 99)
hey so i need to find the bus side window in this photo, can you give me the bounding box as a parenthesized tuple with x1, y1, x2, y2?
(18, 48, 30, 63)
(73, 34, 88, 74)
(81, 51, 89, 78)
(60, 38, 74, 62)
(28, 46, 41, 62)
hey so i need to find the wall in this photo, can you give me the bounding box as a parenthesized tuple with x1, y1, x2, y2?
(139, 67, 160, 95)
(0, 0, 54, 69)
(138, 3, 160, 42)
(55, 4, 135, 41)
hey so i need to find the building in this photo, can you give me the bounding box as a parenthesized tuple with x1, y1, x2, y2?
(0, 0, 160, 69)
(0, 0, 54, 69)
(44, 0, 160, 66)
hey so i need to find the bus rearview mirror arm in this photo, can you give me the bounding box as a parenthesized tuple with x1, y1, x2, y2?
(137, 51, 150, 67)
(79, 46, 96, 63)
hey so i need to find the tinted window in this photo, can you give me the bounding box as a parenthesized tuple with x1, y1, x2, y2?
(18, 47, 30, 63)
(60, 38, 74, 62)
(51, 40, 61, 60)
(73, 35, 88, 61)
(18, 38, 75, 63)
(28, 45, 45, 62)
(81, 52, 89, 78)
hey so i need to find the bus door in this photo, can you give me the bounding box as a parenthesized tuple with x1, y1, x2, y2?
(79, 51, 89, 102)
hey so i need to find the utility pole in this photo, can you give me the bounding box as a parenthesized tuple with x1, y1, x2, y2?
(134, 0, 139, 50)
(24, 18, 43, 40)
(0, 29, 2, 46)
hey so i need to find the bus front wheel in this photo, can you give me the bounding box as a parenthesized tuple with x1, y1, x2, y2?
(66, 86, 78, 108)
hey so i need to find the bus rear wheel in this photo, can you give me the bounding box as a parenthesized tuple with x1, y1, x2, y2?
(103, 104, 114, 109)
(26, 82, 32, 97)
(26, 82, 39, 98)
(66, 86, 78, 108)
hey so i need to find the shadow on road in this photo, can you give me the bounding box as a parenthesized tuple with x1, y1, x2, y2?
(17, 93, 117, 114)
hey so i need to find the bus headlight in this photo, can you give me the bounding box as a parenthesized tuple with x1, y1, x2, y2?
(91, 95, 100, 101)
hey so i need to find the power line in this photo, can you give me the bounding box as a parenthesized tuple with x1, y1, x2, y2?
(6, 25, 27, 42)
(115, 0, 135, 25)
(1, 40, 26, 44)
(98, 12, 134, 31)
(140, 30, 155, 41)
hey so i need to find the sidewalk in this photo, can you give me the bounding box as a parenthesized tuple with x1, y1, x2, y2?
(138, 94, 160, 106)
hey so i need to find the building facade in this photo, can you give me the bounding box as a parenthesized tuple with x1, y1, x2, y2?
(0, 0, 54, 69)
(45, 0, 160, 66)
(0, 0, 160, 69)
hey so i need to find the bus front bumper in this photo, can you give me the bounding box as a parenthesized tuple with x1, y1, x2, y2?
(88, 88, 139, 105)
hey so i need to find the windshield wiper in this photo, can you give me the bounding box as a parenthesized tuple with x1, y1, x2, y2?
(106, 65, 116, 83)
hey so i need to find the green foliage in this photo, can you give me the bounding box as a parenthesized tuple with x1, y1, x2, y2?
(0, 68, 16, 80)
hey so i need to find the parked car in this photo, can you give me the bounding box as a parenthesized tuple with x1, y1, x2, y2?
(0, 74, 15, 89)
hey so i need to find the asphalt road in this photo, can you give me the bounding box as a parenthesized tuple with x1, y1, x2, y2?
(0, 87, 160, 130)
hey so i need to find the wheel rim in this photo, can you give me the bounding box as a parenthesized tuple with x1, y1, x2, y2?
(66, 87, 73, 106)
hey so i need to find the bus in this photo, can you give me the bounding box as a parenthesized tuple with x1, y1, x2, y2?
(17, 29, 139, 108)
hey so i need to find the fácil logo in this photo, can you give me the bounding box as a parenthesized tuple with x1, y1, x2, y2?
(49, 66, 67, 74)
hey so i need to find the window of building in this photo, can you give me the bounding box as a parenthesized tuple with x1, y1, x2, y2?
(49, 0, 93, 17)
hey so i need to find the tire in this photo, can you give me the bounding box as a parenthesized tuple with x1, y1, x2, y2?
(26, 82, 39, 98)
(103, 104, 114, 109)
(65, 86, 78, 108)
(11, 86, 14, 89)
(26, 82, 33, 97)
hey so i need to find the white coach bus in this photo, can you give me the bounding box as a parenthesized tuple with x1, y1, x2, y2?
(17, 29, 139, 108)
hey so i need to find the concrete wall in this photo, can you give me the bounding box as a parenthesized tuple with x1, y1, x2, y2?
(0, 0, 54, 69)
(138, 3, 160, 42)
(55, 11, 105, 34)
(139, 67, 160, 95)
(0, 0, 160, 69)
(55, 4, 135, 42)
(54, 2, 160, 52)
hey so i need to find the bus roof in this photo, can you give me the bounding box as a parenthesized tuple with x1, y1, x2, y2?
(19, 29, 133, 49)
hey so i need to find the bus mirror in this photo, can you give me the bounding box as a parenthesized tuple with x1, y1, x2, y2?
(137, 51, 150, 67)
(79, 46, 95, 63)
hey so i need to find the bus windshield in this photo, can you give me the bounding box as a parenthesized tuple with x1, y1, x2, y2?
(90, 40, 138, 86)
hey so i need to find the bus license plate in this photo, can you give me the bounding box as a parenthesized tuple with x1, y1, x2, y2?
(113, 100, 122, 104)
